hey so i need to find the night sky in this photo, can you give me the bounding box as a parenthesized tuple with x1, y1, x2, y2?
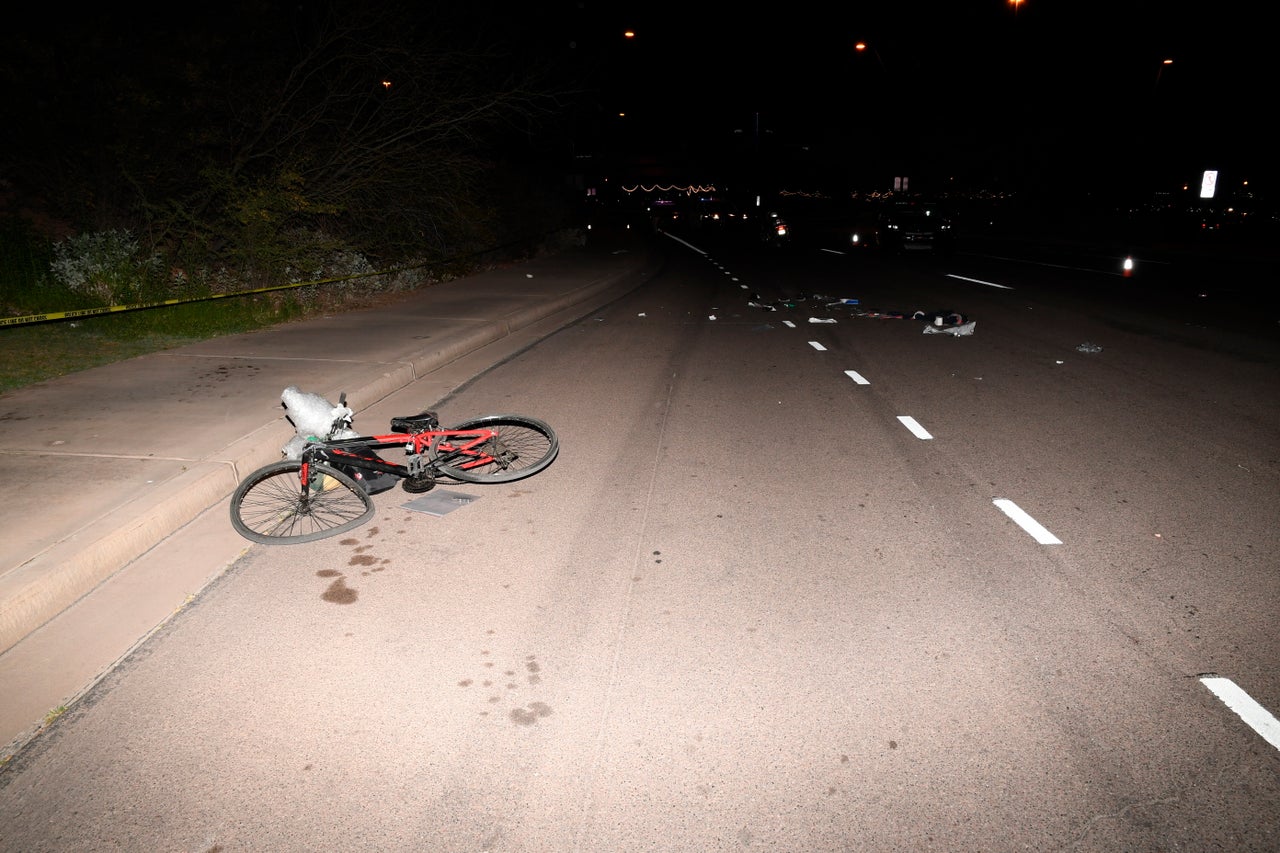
(562, 0, 1272, 202)
(2, 1, 1272, 212)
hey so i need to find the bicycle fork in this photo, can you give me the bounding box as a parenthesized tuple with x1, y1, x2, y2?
(298, 457, 338, 501)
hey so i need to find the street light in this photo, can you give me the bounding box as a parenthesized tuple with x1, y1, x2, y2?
(854, 41, 888, 75)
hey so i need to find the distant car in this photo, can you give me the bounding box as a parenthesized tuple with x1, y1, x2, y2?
(880, 206, 953, 252)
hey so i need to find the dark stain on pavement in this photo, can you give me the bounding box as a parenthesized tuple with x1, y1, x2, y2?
(322, 576, 358, 604)
(510, 702, 552, 726)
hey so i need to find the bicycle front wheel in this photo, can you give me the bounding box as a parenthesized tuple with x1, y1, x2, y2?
(230, 460, 374, 544)
(430, 415, 559, 483)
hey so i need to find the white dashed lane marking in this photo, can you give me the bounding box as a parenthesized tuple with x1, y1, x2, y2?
(1201, 677, 1280, 751)
(897, 416, 933, 440)
(992, 498, 1062, 544)
(696, 242, 1278, 767)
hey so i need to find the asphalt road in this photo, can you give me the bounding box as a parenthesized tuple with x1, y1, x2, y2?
(2, 230, 1277, 851)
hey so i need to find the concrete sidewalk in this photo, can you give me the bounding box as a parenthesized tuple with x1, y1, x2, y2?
(0, 229, 661, 749)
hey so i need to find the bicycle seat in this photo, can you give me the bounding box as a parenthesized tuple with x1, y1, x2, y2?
(390, 411, 440, 433)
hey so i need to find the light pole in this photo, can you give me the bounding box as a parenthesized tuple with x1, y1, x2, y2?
(854, 40, 898, 191)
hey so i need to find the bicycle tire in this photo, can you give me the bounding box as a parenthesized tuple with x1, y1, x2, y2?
(429, 414, 559, 484)
(230, 460, 374, 544)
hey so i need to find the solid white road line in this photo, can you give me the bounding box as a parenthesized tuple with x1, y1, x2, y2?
(897, 416, 933, 440)
(1201, 677, 1280, 752)
(809, 341, 827, 351)
(845, 370, 870, 385)
(992, 498, 1062, 544)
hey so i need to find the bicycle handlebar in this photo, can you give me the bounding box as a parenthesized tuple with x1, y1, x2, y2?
(327, 391, 355, 439)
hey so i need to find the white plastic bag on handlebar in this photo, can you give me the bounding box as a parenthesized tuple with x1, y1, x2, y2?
(279, 385, 359, 460)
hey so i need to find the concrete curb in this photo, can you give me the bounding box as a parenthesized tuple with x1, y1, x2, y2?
(0, 462, 242, 654)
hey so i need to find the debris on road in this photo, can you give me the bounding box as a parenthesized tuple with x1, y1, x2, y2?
(913, 309, 967, 327)
(1076, 342, 1103, 353)
(898, 308, 974, 336)
(854, 310, 910, 319)
(923, 320, 976, 336)
(747, 293, 821, 312)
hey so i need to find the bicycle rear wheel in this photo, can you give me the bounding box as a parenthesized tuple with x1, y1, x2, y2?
(430, 414, 559, 483)
(230, 460, 374, 544)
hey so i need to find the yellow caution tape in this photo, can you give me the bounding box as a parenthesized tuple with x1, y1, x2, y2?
(1, 269, 395, 328)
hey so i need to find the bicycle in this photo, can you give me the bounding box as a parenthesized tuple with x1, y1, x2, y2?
(230, 393, 558, 544)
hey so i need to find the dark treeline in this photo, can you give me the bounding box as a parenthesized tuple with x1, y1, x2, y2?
(0, 1, 597, 278)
